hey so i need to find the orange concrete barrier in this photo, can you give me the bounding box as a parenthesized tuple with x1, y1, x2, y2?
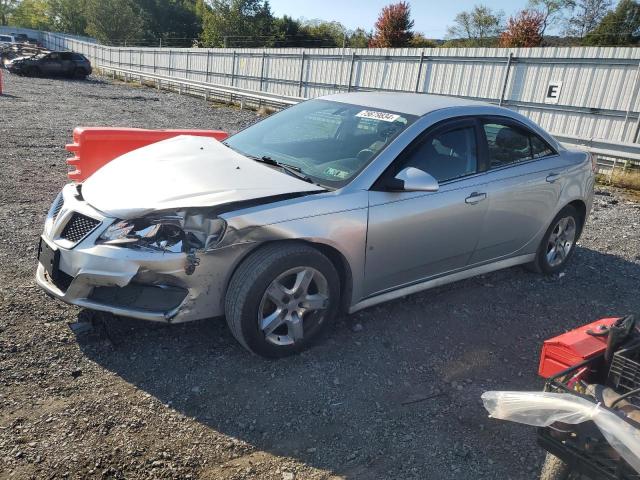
(66, 127, 229, 182)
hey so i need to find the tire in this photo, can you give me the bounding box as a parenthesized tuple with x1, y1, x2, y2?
(225, 242, 341, 358)
(528, 205, 582, 275)
(539, 453, 573, 480)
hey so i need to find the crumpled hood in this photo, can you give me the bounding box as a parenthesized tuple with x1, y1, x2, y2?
(82, 135, 324, 219)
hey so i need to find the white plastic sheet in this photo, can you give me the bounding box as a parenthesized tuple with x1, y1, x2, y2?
(482, 391, 640, 473)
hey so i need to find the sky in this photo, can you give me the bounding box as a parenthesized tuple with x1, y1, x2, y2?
(268, 0, 533, 38)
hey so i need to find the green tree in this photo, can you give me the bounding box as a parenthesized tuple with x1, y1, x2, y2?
(300, 19, 346, 47)
(409, 32, 437, 47)
(446, 4, 503, 47)
(136, 0, 201, 46)
(48, 0, 88, 35)
(200, 0, 273, 47)
(566, 0, 612, 38)
(348, 28, 371, 48)
(0, 0, 18, 25)
(583, 0, 640, 45)
(528, 0, 573, 36)
(85, 0, 143, 44)
(10, 0, 51, 29)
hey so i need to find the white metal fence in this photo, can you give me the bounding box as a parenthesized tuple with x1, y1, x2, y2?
(4, 26, 640, 168)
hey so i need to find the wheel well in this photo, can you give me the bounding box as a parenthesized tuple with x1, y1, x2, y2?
(567, 199, 587, 237)
(224, 239, 353, 315)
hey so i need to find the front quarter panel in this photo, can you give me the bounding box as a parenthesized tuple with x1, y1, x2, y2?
(218, 190, 370, 307)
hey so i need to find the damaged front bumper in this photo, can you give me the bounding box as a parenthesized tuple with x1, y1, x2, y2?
(36, 184, 253, 323)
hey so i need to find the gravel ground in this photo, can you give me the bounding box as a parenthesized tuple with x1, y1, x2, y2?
(1, 72, 639, 480)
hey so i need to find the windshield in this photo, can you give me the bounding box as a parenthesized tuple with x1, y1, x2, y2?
(224, 99, 416, 188)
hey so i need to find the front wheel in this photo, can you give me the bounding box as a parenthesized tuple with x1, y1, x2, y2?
(528, 205, 581, 275)
(225, 243, 340, 358)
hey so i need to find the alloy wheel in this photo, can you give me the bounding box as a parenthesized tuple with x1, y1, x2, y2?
(545, 216, 577, 268)
(258, 267, 329, 346)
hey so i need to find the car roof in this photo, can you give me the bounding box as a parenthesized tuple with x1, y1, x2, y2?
(318, 92, 491, 117)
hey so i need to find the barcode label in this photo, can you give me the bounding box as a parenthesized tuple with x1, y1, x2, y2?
(356, 110, 400, 122)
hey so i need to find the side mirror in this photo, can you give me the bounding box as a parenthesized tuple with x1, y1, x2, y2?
(393, 167, 439, 192)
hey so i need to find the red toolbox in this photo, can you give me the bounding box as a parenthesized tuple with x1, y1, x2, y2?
(538, 317, 621, 378)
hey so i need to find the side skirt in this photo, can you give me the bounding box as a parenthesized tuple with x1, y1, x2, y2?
(348, 254, 535, 314)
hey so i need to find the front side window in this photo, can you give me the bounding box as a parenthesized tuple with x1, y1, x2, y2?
(225, 99, 416, 187)
(403, 126, 478, 183)
(484, 122, 555, 169)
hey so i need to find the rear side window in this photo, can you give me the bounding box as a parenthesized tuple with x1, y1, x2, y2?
(72, 53, 86, 61)
(60, 52, 73, 60)
(404, 126, 478, 183)
(484, 122, 555, 169)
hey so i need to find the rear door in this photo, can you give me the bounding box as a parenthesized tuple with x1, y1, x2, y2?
(469, 118, 568, 264)
(364, 119, 489, 296)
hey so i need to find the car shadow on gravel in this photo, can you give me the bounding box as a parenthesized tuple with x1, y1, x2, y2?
(75, 245, 640, 479)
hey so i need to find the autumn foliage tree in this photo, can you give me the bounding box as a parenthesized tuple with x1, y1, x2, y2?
(369, 1, 414, 47)
(499, 10, 545, 47)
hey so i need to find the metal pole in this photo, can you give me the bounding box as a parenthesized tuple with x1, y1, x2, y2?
(347, 52, 356, 92)
(231, 51, 236, 86)
(205, 50, 211, 83)
(186, 50, 190, 80)
(622, 61, 640, 142)
(415, 51, 425, 93)
(153, 49, 156, 73)
(499, 52, 513, 107)
(298, 52, 305, 97)
(259, 50, 266, 91)
(168, 49, 172, 77)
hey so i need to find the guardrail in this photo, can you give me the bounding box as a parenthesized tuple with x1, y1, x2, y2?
(99, 65, 303, 109)
(99, 64, 640, 173)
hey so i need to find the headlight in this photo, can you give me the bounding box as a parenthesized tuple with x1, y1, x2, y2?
(97, 213, 226, 253)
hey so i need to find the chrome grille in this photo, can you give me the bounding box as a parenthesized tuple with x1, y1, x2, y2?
(50, 194, 64, 221)
(60, 213, 100, 244)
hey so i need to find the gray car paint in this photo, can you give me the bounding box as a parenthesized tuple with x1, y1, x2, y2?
(36, 93, 594, 323)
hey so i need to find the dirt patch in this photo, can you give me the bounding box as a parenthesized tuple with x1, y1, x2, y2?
(1, 72, 639, 479)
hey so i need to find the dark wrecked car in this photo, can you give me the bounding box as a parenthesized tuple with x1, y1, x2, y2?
(8, 51, 91, 78)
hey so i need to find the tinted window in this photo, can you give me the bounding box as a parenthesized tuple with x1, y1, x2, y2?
(484, 122, 555, 168)
(47, 53, 60, 60)
(60, 52, 73, 60)
(404, 126, 477, 183)
(531, 135, 554, 158)
(72, 53, 85, 61)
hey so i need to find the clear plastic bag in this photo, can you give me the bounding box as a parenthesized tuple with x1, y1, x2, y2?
(481, 391, 640, 473)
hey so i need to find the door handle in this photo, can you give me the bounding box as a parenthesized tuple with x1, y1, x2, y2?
(465, 192, 487, 205)
(546, 173, 561, 183)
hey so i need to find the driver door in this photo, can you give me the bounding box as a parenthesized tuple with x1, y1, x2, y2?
(364, 119, 489, 297)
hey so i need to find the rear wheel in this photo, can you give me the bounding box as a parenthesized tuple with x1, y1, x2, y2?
(528, 205, 581, 275)
(225, 243, 340, 358)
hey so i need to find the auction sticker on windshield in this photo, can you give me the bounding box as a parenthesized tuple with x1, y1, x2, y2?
(356, 110, 401, 122)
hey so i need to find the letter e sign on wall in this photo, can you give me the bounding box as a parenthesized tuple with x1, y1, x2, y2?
(545, 81, 562, 104)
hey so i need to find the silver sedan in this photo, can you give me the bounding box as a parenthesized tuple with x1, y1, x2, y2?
(37, 92, 595, 357)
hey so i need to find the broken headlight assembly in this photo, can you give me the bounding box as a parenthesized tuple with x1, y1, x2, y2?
(97, 213, 227, 253)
